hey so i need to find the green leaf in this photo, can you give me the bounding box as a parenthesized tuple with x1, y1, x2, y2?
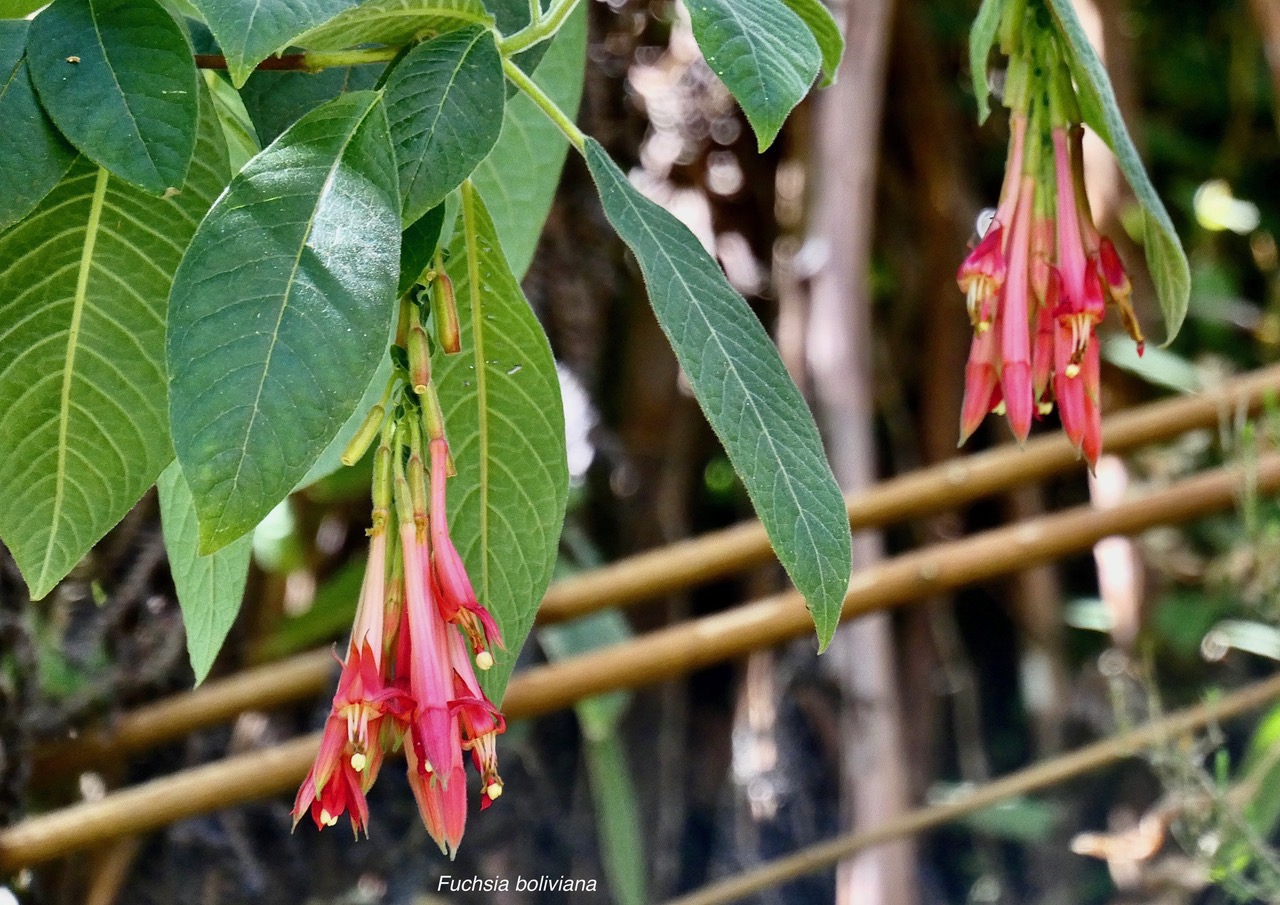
(585, 138, 851, 648)
(399, 202, 447, 295)
(778, 0, 842, 88)
(686, 0, 820, 150)
(187, 0, 361, 87)
(202, 70, 260, 174)
(384, 25, 505, 225)
(968, 0, 1002, 124)
(239, 64, 381, 146)
(0, 83, 228, 599)
(157, 461, 252, 685)
(472, 0, 584, 277)
(167, 91, 401, 553)
(0, 20, 77, 232)
(0, 0, 46, 17)
(290, 0, 491, 52)
(27, 0, 199, 193)
(435, 181, 568, 699)
(1044, 0, 1191, 343)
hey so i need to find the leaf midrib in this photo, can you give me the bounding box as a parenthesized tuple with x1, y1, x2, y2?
(36, 166, 110, 595)
(460, 179, 491, 601)
(210, 94, 382, 541)
(86, 0, 161, 187)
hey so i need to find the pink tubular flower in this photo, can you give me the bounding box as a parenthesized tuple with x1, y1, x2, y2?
(293, 522, 412, 836)
(428, 437, 504, 667)
(999, 177, 1036, 442)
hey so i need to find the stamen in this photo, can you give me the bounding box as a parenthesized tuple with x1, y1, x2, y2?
(1038, 401, 1054, 415)
(350, 752, 368, 772)
(475, 650, 494, 671)
(993, 401, 1007, 416)
(1065, 362, 1080, 379)
(486, 782, 504, 800)
(320, 808, 339, 827)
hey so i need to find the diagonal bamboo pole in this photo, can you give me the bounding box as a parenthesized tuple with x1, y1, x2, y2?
(536, 365, 1280, 623)
(661, 671, 1280, 905)
(5, 455, 1278, 871)
(32, 371, 1278, 783)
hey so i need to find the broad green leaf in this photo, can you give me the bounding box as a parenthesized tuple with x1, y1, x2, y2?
(435, 181, 568, 699)
(0, 84, 228, 599)
(0, 0, 45, 17)
(167, 91, 401, 553)
(686, 0, 820, 150)
(384, 25, 505, 225)
(968, 0, 1002, 124)
(202, 70, 260, 174)
(157, 461, 252, 685)
(297, 351, 392, 489)
(779, 0, 842, 88)
(187, 0, 361, 87)
(0, 20, 76, 231)
(399, 202, 447, 294)
(28, 0, 198, 193)
(290, 0, 490, 52)
(1044, 0, 1190, 343)
(239, 64, 381, 146)
(585, 138, 852, 648)
(472, 0, 584, 277)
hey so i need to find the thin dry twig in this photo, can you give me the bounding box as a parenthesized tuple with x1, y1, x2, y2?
(660, 672, 1280, 905)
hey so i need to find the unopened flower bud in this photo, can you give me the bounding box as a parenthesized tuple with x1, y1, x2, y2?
(432, 273, 461, 355)
(408, 324, 431, 395)
(340, 404, 385, 467)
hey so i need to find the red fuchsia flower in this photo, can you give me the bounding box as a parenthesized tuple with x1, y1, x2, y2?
(293, 518, 413, 835)
(446, 627, 506, 809)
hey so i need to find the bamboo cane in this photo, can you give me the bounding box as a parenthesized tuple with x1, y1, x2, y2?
(5, 455, 1277, 870)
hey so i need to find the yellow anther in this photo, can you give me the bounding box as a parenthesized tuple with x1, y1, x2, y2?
(487, 782, 504, 800)
(1065, 362, 1081, 379)
(475, 650, 494, 671)
(1038, 401, 1054, 415)
(992, 401, 1007, 416)
(350, 752, 368, 772)
(975, 320, 991, 334)
(320, 808, 339, 827)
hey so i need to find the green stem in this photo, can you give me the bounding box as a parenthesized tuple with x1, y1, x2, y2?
(300, 47, 400, 69)
(528, 0, 543, 26)
(502, 57, 585, 150)
(499, 0, 580, 54)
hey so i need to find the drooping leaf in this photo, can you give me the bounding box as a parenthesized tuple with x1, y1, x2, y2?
(167, 91, 400, 553)
(0, 21, 77, 232)
(289, 0, 491, 52)
(27, 0, 199, 193)
(434, 181, 568, 699)
(0, 84, 228, 599)
(585, 138, 852, 648)
(778, 0, 842, 87)
(187, 0, 361, 87)
(399, 202, 447, 295)
(472, 0, 584, 277)
(968, 0, 1002, 124)
(202, 70, 260, 174)
(157, 461, 252, 685)
(1044, 0, 1190, 343)
(239, 64, 381, 147)
(384, 25, 505, 225)
(685, 0, 820, 150)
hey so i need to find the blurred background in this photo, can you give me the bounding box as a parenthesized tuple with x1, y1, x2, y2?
(6, 0, 1280, 902)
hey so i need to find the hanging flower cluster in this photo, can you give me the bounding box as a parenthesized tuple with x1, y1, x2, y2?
(957, 3, 1144, 466)
(293, 274, 506, 857)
